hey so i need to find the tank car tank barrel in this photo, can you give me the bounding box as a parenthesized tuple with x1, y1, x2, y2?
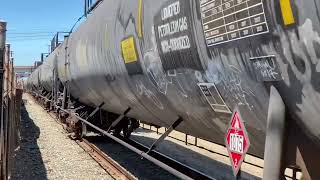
(263, 86, 286, 180)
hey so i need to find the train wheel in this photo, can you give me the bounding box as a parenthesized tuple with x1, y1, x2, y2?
(123, 118, 139, 139)
(59, 111, 68, 124)
(66, 113, 82, 139)
(112, 118, 139, 138)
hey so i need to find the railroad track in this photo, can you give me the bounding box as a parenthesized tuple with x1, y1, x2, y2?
(45, 110, 215, 179)
(43, 108, 179, 179)
(76, 138, 137, 180)
(44, 109, 138, 180)
(47, 117, 137, 179)
(33, 94, 254, 180)
(125, 139, 215, 180)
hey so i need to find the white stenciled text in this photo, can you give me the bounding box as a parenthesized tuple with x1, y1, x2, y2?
(161, 35, 190, 53)
(230, 133, 244, 153)
(158, 17, 188, 38)
(161, 1, 180, 20)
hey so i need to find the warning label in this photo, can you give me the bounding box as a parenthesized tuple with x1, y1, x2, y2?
(121, 37, 138, 64)
(199, 0, 269, 46)
(198, 83, 231, 114)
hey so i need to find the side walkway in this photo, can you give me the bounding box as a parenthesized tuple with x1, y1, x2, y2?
(10, 94, 113, 180)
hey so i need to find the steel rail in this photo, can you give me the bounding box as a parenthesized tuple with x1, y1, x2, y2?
(54, 106, 192, 179)
(77, 138, 137, 180)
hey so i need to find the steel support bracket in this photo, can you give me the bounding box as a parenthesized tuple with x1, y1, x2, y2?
(74, 113, 191, 180)
(85, 102, 105, 120)
(146, 117, 183, 154)
(263, 86, 286, 180)
(107, 107, 131, 132)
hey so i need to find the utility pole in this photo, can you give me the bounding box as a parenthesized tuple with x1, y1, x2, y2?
(0, 20, 7, 180)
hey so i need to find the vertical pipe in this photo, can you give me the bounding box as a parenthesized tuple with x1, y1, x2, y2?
(84, 0, 88, 17)
(185, 134, 188, 145)
(41, 53, 44, 63)
(236, 169, 242, 180)
(293, 169, 297, 180)
(263, 86, 286, 180)
(51, 68, 55, 110)
(0, 20, 6, 180)
(62, 85, 67, 109)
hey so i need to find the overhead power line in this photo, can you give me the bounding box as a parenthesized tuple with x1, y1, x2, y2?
(8, 34, 54, 38)
(7, 32, 56, 35)
(8, 38, 52, 42)
(7, 27, 68, 32)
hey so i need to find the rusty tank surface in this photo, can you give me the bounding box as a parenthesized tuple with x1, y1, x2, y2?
(27, 0, 320, 178)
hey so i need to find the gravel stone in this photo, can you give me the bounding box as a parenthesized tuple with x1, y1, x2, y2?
(10, 94, 114, 180)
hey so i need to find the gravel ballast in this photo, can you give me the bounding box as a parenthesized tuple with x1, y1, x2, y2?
(10, 94, 114, 180)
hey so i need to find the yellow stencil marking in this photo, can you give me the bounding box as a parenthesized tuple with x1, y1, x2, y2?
(280, 0, 295, 26)
(121, 37, 138, 64)
(137, 0, 143, 38)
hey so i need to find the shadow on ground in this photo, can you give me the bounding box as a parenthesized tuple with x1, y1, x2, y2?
(10, 100, 48, 180)
(130, 129, 261, 180)
(87, 135, 179, 180)
(86, 129, 260, 180)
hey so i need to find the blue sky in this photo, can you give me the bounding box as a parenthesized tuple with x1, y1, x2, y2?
(0, 0, 84, 66)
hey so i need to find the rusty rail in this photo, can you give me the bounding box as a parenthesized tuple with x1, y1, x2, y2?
(76, 138, 137, 180)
